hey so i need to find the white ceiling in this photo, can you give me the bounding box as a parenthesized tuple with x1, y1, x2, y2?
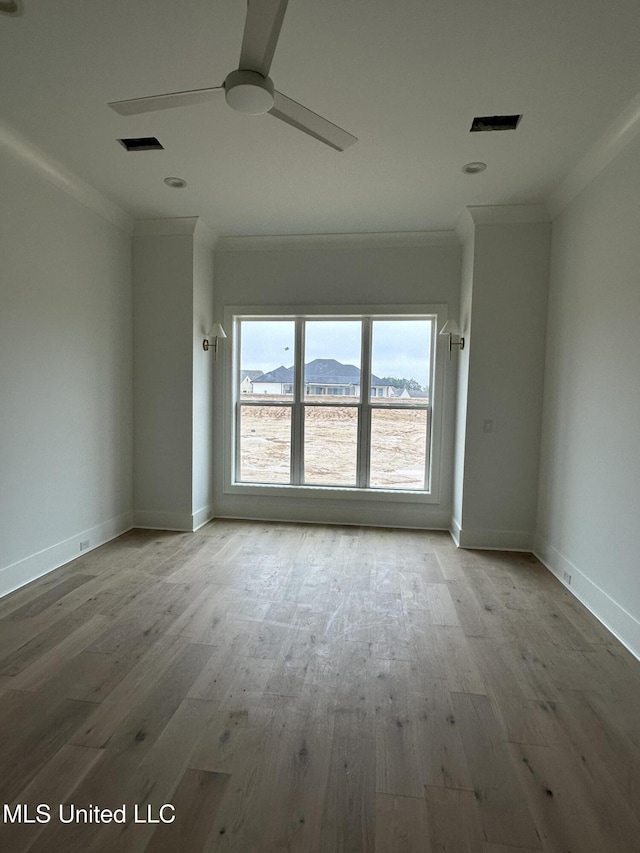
(2, 0, 640, 236)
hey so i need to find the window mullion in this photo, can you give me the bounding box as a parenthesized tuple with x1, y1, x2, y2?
(357, 318, 372, 488)
(291, 317, 305, 485)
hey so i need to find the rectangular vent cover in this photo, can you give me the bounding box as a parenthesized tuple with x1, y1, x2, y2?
(118, 136, 164, 151)
(470, 115, 522, 132)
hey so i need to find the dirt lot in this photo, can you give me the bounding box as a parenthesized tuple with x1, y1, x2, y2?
(239, 400, 428, 489)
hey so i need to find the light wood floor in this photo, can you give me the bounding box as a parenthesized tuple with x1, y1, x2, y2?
(1, 521, 639, 852)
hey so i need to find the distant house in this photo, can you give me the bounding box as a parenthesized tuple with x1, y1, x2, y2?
(251, 358, 394, 397)
(398, 387, 429, 401)
(240, 370, 264, 394)
(250, 365, 295, 394)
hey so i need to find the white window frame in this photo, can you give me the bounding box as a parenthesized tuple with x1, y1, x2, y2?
(222, 304, 448, 505)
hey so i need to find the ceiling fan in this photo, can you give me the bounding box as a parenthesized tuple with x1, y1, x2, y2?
(108, 0, 357, 152)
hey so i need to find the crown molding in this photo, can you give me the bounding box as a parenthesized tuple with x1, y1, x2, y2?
(215, 230, 459, 252)
(134, 217, 200, 237)
(133, 217, 218, 249)
(466, 204, 551, 225)
(548, 89, 640, 218)
(0, 118, 133, 234)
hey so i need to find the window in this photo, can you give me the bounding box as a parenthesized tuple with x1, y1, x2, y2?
(231, 311, 441, 496)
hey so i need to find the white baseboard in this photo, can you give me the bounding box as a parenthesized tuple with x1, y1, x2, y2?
(192, 505, 214, 531)
(133, 507, 213, 532)
(215, 512, 450, 534)
(0, 511, 133, 600)
(534, 535, 640, 662)
(452, 524, 534, 551)
(214, 496, 450, 530)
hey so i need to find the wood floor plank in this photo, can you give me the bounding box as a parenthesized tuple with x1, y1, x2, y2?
(451, 691, 543, 849)
(209, 690, 335, 851)
(320, 641, 376, 853)
(144, 768, 230, 852)
(374, 793, 430, 853)
(0, 694, 96, 804)
(2, 744, 103, 853)
(424, 786, 485, 851)
(428, 625, 487, 694)
(0, 600, 106, 676)
(374, 659, 424, 798)
(7, 613, 110, 692)
(6, 573, 97, 619)
(409, 673, 474, 791)
(69, 636, 203, 749)
(0, 521, 637, 852)
(511, 741, 640, 853)
(188, 647, 274, 705)
(541, 689, 640, 810)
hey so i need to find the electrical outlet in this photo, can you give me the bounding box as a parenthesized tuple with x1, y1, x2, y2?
(80, 540, 90, 551)
(562, 570, 571, 585)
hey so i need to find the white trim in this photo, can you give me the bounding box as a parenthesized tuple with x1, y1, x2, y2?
(225, 482, 440, 505)
(0, 117, 133, 233)
(449, 517, 462, 547)
(548, 89, 640, 219)
(466, 204, 551, 225)
(133, 217, 217, 247)
(454, 526, 534, 551)
(192, 505, 214, 531)
(534, 536, 640, 662)
(0, 512, 133, 600)
(225, 303, 441, 316)
(215, 504, 451, 530)
(133, 509, 198, 532)
(223, 304, 448, 510)
(215, 230, 459, 252)
(134, 217, 200, 237)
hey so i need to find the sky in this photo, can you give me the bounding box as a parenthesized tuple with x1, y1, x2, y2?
(240, 319, 432, 387)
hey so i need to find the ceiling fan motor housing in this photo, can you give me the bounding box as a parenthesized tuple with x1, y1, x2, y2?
(224, 69, 274, 114)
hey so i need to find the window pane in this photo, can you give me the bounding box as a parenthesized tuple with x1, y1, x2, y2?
(370, 319, 431, 404)
(239, 405, 291, 483)
(240, 320, 295, 401)
(304, 406, 358, 486)
(369, 408, 428, 489)
(304, 320, 362, 402)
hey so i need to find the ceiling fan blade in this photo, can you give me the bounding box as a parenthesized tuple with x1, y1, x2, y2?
(268, 90, 358, 151)
(109, 86, 223, 116)
(239, 0, 289, 77)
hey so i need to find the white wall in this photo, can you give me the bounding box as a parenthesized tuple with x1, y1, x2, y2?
(132, 219, 215, 531)
(0, 148, 132, 595)
(192, 229, 215, 527)
(212, 236, 461, 529)
(536, 134, 640, 657)
(451, 214, 474, 533)
(133, 227, 194, 530)
(457, 209, 550, 550)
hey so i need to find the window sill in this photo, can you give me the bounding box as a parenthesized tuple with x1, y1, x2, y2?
(224, 481, 440, 504)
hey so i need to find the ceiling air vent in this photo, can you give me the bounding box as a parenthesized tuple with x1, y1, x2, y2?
(470, 115, 522, 132)
(117, 137, 164, 152)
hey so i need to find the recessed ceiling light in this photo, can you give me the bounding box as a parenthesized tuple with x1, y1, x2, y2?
(164, 176, 187, 189)
(462, 162, 487, 175)
(0, 1, 23, 16)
